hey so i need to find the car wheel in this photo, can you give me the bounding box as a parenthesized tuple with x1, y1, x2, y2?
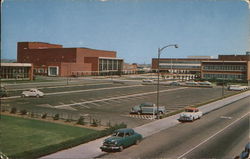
(119, 146, 124, 152)
(135, 139, 140, 145)
(36, 94, 40, 98)
(137, 111, 141, 115)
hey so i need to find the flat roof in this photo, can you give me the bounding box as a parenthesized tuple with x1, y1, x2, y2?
(1, 63, 32, 67)
(99, 57, 123, 60)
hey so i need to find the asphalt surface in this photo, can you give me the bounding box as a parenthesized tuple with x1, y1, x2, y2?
(1, 79, 236, 127)
(101, 96, 250, 159)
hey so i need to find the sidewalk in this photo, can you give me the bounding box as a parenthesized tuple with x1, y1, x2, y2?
(41, 91, 250, 159)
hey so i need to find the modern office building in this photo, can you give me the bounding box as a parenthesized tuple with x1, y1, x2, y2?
(152, 53, 250, 81)
(17, 42, 123, 76)
(201, 54, 250, 81)
(151, 56, 216, 79)
(0, 63, 33, 80)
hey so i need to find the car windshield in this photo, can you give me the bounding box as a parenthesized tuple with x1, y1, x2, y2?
(185, 109, 195, 112)
(112, 132, 125, 137)
(141, 103, 153, 107)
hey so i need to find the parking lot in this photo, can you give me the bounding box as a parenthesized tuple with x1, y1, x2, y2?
(1, 79, 235, 127)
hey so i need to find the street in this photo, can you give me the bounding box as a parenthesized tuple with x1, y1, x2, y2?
(101, 96, 250, 158)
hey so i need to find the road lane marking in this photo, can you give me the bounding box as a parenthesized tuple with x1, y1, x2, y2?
(220, 116, 232, 119)
(6, 82, 111, 91)
(54, 87, 187, 108)
(177, 112, 249, 159)
(2, 84, 143, 100)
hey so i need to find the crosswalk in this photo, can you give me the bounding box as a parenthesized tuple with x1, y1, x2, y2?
(122, 114, 156, 120)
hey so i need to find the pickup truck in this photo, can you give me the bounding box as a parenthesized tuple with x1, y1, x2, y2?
(130, 102, 166, 115)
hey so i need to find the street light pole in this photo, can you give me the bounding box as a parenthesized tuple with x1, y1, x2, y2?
(156, 44, 178, 119)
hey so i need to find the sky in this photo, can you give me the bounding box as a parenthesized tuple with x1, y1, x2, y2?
(1, 0, 250, 64)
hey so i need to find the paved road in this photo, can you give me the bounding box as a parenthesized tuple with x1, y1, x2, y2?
(101, 96, 250, 159)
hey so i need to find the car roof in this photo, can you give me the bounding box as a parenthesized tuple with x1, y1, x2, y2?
(115, 128, 134, 133)
(185, 107, 199, 111)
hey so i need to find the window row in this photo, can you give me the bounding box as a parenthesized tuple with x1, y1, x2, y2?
(203, 73, 246, 80)
(203, 65, 246, 71)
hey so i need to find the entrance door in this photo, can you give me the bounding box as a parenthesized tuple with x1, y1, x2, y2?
(48, 66, 59, 76)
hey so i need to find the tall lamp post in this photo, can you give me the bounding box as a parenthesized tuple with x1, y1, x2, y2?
(156, 44, 178, 119)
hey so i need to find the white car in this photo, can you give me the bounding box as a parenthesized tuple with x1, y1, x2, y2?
(228, 85, 248, 91)
(21, 89, 44, 98)
(142, 79, 154, 84)
(179, 107, 202, 122)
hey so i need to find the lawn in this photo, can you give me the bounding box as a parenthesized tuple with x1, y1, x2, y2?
(0, 115, 97, 158)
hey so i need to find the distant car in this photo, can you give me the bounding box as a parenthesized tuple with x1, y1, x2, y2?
(21, 89, 44, 98)
(198, 81, 212, 86)
(179, 107, 202, 122)
(100, 128, 143, 152)
(228, 85, 248, 91)
(130, 102, 166, 115)
(169, 81, 181, 86)
(142, 79, 154, 84)
(185, 81, 198, 86)
(0, 86, 8, 98)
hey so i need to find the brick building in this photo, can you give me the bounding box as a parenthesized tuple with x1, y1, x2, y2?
(17, 42, 123, 76)
(152, 53, 250, 81)
(201, 54, 250, 81)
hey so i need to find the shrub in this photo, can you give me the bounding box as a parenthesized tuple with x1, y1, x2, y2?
(91, 119, 98, 127)
(76, 116, 85, 125)
(20, 109, 27, 115)
(41, 113, 47, 119)
(53, 114, 59, 120)
(10, 107, 17, 114)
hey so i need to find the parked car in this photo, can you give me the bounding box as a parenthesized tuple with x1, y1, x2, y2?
(179, 107, 202, 122)
(228, 85, 248, 91)
(100, 128, 143, 152)
(198, 81, 212, 86)
(142, 79, 154, 84)
(0, 86, 8, 98)
(21, 88, 44, 98)
(130, 102, 166, 115)
(185, 81, 198, 86)
(169, 81, 181, 86)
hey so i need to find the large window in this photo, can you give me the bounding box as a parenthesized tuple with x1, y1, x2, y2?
(203, 65, 246, 71)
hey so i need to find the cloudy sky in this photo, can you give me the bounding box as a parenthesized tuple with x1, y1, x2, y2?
(2, 0, 249, 63)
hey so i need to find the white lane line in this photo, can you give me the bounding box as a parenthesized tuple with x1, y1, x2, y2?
(55, 87, 187, 108)
(7, 82, 111, 91)
(2, 84, 143, 100)
(177, 112, 249, 159)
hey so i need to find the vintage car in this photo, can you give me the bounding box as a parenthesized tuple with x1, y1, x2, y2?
(142, 79, 154, 84)
(130, 102, 166, 115)
(169, 81, 181, 86)
(0, 86, 8, 98)
(179, 107, 202, 122)
(100, 128, 143, 152)
(21, 88, 44, 98)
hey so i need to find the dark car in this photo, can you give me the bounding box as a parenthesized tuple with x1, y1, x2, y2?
(100, 128, 143, 152)
(0, 87, 8, 98)
(240, 142, 250, 159)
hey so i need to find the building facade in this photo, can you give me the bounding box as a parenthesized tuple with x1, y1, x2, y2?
(0, 63, 33, 80)
(152, 53, 250, 81)
(201, 54, 250, 81)
(151, 57, 216, 80)
(17, 42, 123, 76)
